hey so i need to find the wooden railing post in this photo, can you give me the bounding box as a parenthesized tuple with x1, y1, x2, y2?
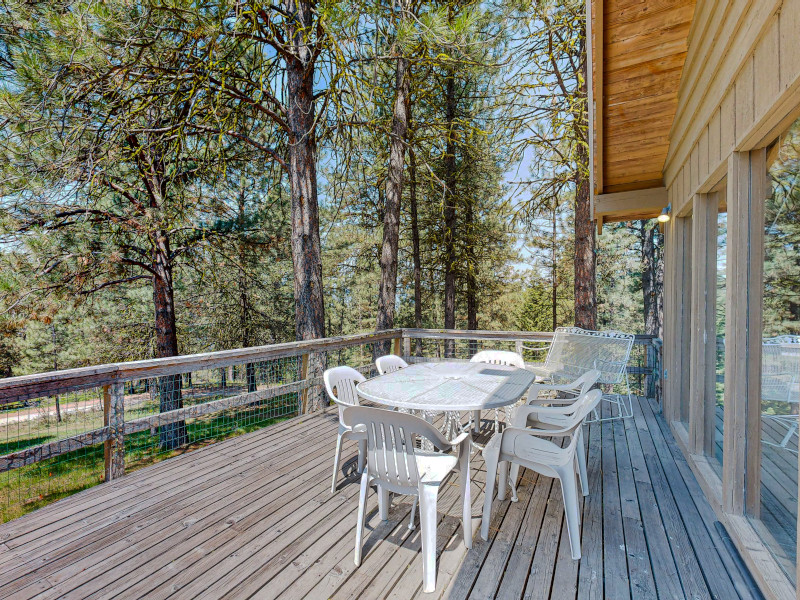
(299, 353, 310, 414)
(403, 337, 411, 357)
(103, 382, 125, 481)
(393, 337, 402, 357)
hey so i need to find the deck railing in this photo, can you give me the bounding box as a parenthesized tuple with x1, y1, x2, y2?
(0, 328, 661, 523)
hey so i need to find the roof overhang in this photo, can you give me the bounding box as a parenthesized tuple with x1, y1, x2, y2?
(590, 0, 696, 223)
(595, 187, 668, 233)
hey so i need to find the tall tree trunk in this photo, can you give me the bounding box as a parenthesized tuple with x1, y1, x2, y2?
(410, 150, 423, 357)
(286, 0, 326, 409)
(152, 231, 186, 449)
(443, 68, 457, 357)
(466, 196, 478, 355)
(641, 223, 664, 338)
(552, 204, 558, 331)
(573, 52, 596, 330)
(376, 55, 410, 356)
(237, 192, 257, 394)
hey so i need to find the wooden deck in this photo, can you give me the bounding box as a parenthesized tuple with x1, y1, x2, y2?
(715, 406, 798, 580)
(0, 397, 760, 599)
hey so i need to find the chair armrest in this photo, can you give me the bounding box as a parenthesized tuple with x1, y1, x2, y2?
(499, 427, 573, 466)
(530, 395, 579, 406)
(526, 382, 580, 404)
(449, 431, 472, 460)
(509, 406, 577, 436)
(449, 431, 471, 449)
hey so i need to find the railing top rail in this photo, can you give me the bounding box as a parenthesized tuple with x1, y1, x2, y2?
(400, 328, 659, 343)
(0, 329, 404, 400)
(399, 328, 554, 342)
(0, 327, 661, 402)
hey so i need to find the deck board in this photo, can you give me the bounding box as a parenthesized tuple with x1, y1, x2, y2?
(0, 398, 760, 599)
(714, 405, 798, 580)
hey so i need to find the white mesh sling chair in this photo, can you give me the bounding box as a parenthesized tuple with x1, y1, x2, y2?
(762, 336, 800, 451)
(324, 366, 368, 493)
(375, 354, 409, 375)
(469, 350, 526, 432)
(532, 327, 635, 422)
(481, 389, 603, 560)
(344, 406, 472, 593)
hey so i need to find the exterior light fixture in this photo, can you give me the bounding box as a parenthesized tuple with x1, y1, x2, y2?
(657, 203, 671, 223)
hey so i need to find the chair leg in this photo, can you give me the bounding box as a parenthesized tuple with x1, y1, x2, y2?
(408, 496, 417, 530)
(378, 484, 390, 521)
(357, 438, 366, 473)
(419, 485, 439, 593)
(508, 463, 520, 502)
(576, 427, 589, 496)
(557, 465, 582, 560)
(497, 461, 509, 502)
(332, 432, 344, 494)
(354, 471, 370, 566)
(781, 420, 799, 447)
(458, 443, 472, 549)
(481, 452, 499, 541)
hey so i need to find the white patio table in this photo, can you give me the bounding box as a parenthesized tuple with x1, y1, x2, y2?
(356, 361, 537, 440)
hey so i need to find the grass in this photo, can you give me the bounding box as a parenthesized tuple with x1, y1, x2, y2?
(0, 396, 297, 524)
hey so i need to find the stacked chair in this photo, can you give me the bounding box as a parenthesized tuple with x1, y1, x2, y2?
(481, 388, 603, 560)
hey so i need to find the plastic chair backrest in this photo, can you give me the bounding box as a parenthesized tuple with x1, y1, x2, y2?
(344, 405, 452, 493)
(574, 369, 602, 394)
(470, 350, 525, 369)
(376, 355, 409, 375)
(324, 366, 366, 424)
(504, 390, 603, 464)
(544, 327, 634, 385)
(565, 389, 603, 427)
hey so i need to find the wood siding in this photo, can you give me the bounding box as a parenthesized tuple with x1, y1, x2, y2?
(665, 0, 800, 212)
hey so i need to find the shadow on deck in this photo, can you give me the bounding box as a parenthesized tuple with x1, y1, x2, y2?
(0, 397, 760, 599)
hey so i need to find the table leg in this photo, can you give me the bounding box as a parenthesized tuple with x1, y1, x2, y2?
(472, 410, 481, 436)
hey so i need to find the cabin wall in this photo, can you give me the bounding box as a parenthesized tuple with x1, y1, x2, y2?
(665, 0, 800, 212)
(662, 1, 800, 598)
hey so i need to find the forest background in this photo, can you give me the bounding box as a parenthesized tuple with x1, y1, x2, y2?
(0, 0, 663, 380)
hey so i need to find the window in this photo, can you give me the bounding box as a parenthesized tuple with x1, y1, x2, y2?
(714, 196, 727, 468)
(753, 118, 800, 585)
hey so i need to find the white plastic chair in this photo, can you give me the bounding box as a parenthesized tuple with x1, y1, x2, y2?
(470, 350, 526, 432)
(324, 366, 368, 493)
(481, 389, 602, 560)
(509, 384, 601, 501)
(344, 405, 472, 593)
(375, 354, 409, 375)
(526, 368, 601, 405)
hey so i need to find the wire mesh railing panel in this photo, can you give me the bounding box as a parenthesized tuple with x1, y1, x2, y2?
(0, 385, 106, 523)
(122, 355, 306, 472)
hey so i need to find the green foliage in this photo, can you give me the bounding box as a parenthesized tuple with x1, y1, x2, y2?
(517, 284, 552, 332)
(765, 118, 800, 336)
